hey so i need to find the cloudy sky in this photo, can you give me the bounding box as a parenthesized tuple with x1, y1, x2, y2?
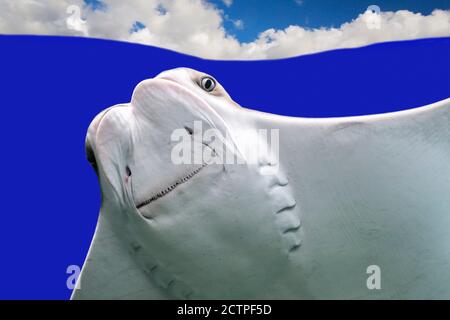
(1, 0, 449, 59)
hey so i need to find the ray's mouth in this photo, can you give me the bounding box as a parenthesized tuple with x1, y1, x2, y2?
(135, 162, 209, 210)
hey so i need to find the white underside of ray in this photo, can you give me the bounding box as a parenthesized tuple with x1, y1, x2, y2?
(73, 70, 450, 299)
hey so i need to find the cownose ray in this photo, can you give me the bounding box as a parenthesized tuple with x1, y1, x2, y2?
(72, 68, 450, 299)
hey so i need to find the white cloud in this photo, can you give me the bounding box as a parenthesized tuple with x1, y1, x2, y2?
(294, 0, 304, 6)
(222, 0, 233, 7)
(233, 19, 244, 29)
(0, 1, 449, 60)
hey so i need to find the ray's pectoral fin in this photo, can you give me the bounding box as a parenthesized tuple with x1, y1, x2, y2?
(71, 207, 171, 300)
(249, 97, 450, 298)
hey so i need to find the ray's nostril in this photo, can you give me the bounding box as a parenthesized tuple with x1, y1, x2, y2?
(184, 126, 193, 135)
(126, 166, 132, 177)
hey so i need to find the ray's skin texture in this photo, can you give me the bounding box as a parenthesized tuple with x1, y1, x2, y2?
(73, 68, 450, 299)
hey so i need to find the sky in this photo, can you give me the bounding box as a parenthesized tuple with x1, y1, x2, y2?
(0, 0, 449, 59)
(211, 0, 450, 42)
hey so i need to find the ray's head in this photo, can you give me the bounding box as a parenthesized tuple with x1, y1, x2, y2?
(84, 68, 301, 297)
(155, 68, 238, 108)
(85, 68, 240, 215)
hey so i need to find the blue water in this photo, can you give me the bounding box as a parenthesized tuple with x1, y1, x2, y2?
(0, 35, 449, 299)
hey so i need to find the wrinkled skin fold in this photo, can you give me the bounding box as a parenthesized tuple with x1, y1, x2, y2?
(72, 68, 450, 299)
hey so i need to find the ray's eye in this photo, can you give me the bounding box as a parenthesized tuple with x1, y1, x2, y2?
(200, 77, 216, 92)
